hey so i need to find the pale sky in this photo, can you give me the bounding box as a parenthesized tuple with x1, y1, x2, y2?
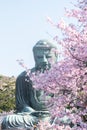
(0, 0, 75, 77)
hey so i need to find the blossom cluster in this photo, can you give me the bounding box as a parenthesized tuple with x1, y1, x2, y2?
(31, 0, 87, 129)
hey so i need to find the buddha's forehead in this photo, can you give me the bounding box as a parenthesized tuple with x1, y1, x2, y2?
(35, 47, 51, 51)
(35, 48, 51, 55)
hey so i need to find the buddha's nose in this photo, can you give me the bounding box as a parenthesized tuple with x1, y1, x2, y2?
(43, 55, 48, 63)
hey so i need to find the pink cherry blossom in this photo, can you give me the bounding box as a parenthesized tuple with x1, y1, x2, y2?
(18, 0, 87, 129)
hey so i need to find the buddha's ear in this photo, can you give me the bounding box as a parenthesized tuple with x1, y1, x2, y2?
(51, 48, 58, 57)
(55, 52, 58, 58)
(54, 52, 58, 62)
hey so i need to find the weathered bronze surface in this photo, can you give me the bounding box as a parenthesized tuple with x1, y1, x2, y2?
(1, 39, 58, 130)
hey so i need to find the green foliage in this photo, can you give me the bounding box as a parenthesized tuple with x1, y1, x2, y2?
(0, 75, 16, 112)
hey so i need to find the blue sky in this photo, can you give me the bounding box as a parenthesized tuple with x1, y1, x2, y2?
(0, 0, 74, 77)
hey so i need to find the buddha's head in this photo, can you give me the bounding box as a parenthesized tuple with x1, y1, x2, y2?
(33, 39, 58, 71)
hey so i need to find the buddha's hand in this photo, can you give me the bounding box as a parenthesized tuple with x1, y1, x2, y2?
(30, 111, 50, 117)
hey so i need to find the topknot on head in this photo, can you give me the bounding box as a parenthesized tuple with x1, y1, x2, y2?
(33, 39, 58, 52)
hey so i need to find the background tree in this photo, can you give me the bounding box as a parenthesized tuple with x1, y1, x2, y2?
(0, 75, 15, 112)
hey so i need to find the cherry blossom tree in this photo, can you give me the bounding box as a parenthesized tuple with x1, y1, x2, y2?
(17, 0, 87, 129)
(30, 0, 87, 129)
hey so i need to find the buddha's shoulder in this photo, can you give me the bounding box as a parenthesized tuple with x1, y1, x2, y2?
(17, 68, 36, 78)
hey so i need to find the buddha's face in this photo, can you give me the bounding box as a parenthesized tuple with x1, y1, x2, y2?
(33, 47, 57, 71)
